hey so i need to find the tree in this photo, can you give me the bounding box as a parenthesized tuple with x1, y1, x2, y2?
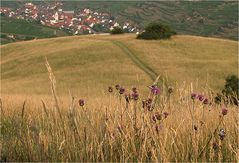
(110, 26, 124, 34)
(137, 22, 176, 40)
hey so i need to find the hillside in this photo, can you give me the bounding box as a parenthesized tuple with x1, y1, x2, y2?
(0, 16, 70, 44)
(1, 34, 237, 96)
(1, 1, 238, 41)
(62, 1, 238, 40)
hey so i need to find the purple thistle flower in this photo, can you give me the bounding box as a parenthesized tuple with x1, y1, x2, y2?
(151, 86, 160, 95)
(203, 98, 209, 105)
(119, 87, 125, 94)
(108, 86, 113, 93)
(79, 99, 85, 107)
(197, 94, 204, 101)
(152, 112, 162, 122)
(115, 84, 120, 90)
(191, 93, 197, 100)
(222, 107, 228, 116)
(131, 92, 139, 101)
(219, 129, 226, 140)
(163, 112, 169, 118)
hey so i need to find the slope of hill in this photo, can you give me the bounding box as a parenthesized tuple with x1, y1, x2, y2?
(0, 16, 70, 44)
(1, 1, 238, 40)
(1, 34, 237, 96)
(62, 1, 238, 40)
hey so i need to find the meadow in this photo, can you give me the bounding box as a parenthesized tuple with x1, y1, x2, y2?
(0, 34, 238, 162)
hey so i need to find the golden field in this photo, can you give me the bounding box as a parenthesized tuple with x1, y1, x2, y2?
(0, 34, 238, 162)
(1, 34, 238, 95)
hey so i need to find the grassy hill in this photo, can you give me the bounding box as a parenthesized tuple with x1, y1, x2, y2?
(1, 34, 237, 96)
(0, 16, 70, 44)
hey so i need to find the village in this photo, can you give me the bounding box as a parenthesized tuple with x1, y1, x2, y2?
(0, 2, 138, 35)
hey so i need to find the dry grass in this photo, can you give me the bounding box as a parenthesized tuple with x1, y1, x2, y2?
(1, 61, 238, 161)
(1, 34, 238, 95)
(0, 34, 238, 161)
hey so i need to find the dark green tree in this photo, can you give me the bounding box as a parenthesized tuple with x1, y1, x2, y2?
(137, 22, 176, 40)
(110, 26, 124, 34)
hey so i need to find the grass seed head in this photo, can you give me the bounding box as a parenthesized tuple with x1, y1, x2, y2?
(108, 86, 113, 93)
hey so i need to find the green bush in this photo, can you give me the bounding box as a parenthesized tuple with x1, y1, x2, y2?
(110, 26, 124, 34)
(222, 74, 238, 97)
(215, 74, 239, 105)
(137, 22, 176, 40)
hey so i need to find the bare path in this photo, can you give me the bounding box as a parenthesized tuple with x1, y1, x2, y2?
(112, 40, 158, 81)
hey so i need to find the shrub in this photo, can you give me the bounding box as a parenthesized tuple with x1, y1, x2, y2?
(137, 22, 176, 40)
(222, 75, 239, 97)
(215, 74, 239, 105)
(110, 26, 124, 34)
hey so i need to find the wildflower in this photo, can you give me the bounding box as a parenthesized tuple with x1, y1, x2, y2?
(152, 112, 162, 122)
(191, 93, 197, 100)
(151, 86, 160, 95)
(197, 94, 204, 101)
(168, 87, 173, 94)
(115, 84, 120, 90)
(219, 129, 226, 140)
(163, 112, 169, 118)
(197, 95, 204, 101)
(203, 98, 209, 104)
(108, 86, 113, 93)
(79, 99, 85, 107)
(132, 87, 137, 93)
(131, 92, 139, 101)
(119, 87, 125, 94)
(222, 107, 228, 116)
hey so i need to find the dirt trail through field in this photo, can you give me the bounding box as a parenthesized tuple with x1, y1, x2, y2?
(112, 40, 158, 81)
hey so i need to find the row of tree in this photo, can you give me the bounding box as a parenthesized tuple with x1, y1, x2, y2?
(110, 22, 176, 40)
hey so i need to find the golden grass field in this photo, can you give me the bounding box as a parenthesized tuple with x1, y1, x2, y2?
(1, 34, 238, 95)
(0, 34, 238, 162)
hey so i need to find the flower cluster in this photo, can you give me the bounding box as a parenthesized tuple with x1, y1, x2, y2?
(152, 111, 169, 123)
(191, 93, 209, 104)
(152, 112, 162, 122)
(110, 85, 140, 103)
